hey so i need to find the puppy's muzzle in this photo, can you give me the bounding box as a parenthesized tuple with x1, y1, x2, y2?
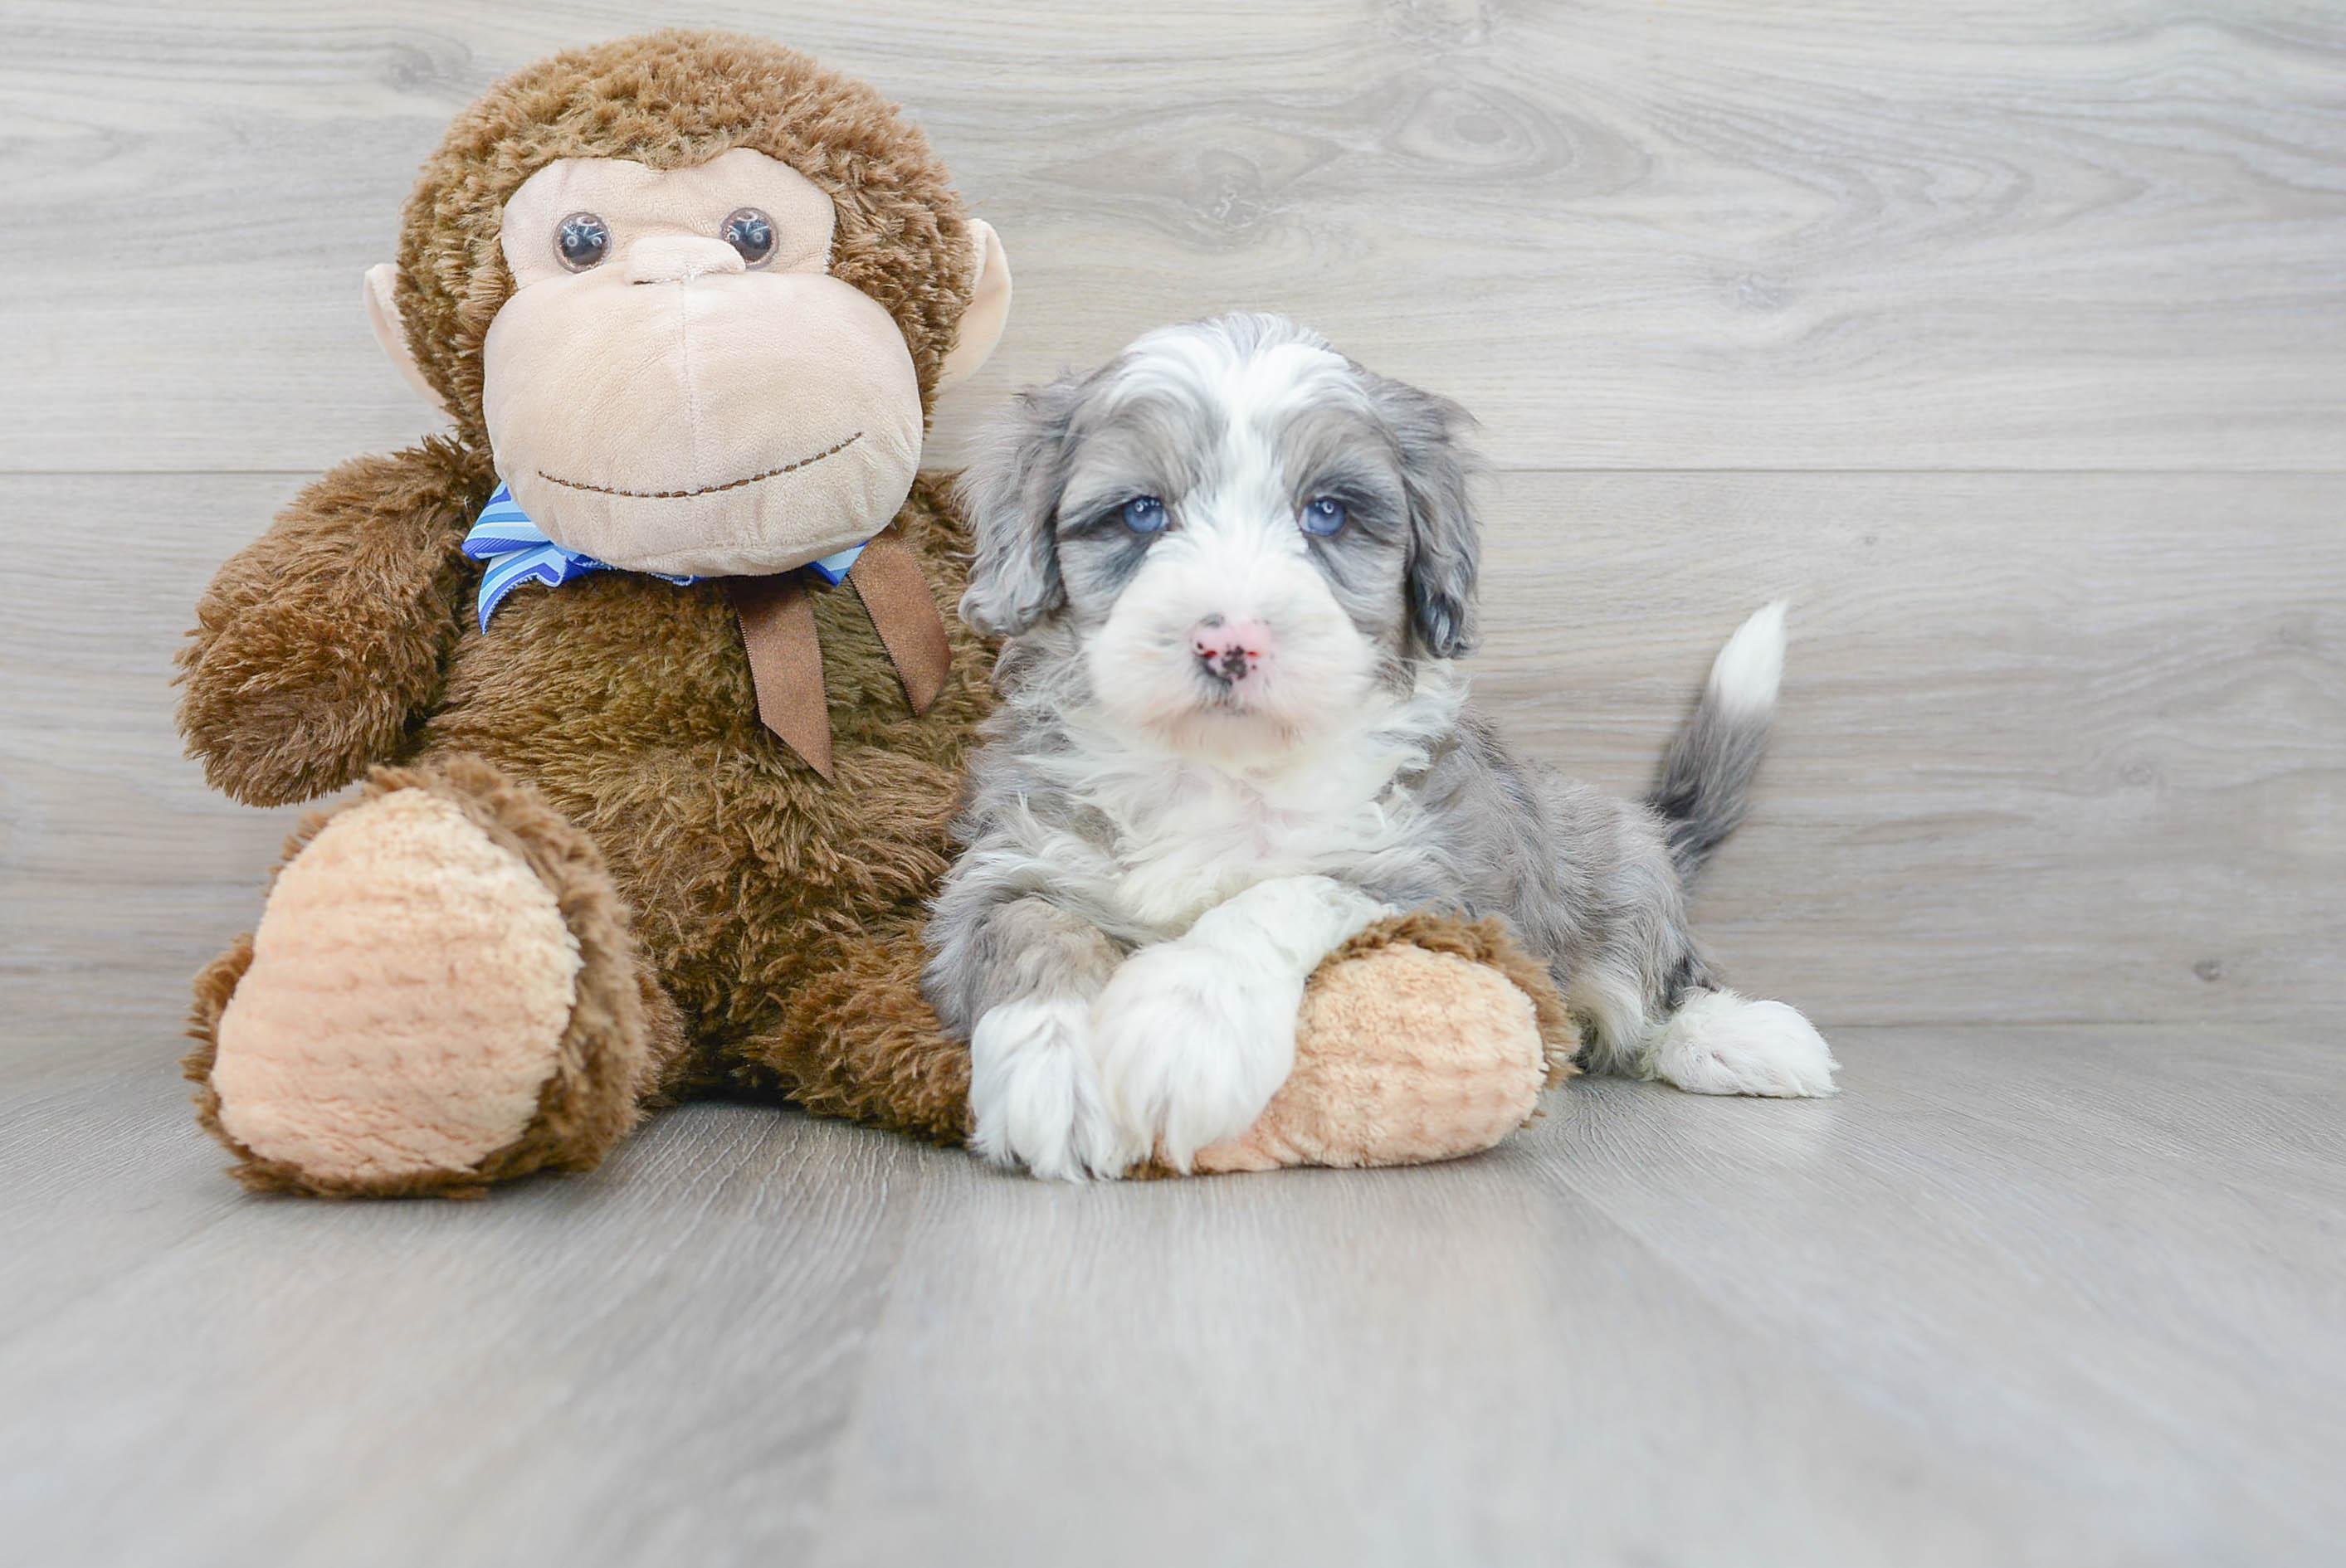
(1190, 616, 1270, 686)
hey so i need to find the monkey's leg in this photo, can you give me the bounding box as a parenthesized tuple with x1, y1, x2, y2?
(183, 756, 685, 1199)
(734, 912, 972, 1145)
(736, 911, 1571, 1172)
(1190, 913, 1580, 1174)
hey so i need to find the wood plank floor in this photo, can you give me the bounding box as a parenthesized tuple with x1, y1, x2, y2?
(4, 1025, 2341, 1566)
(2, 2, 2343, 1564)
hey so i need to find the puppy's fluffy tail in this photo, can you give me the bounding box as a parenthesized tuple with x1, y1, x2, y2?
(1648, 601, 1788, 883)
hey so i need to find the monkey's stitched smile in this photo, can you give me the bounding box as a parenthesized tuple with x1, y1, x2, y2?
(535, 431, 864, 499)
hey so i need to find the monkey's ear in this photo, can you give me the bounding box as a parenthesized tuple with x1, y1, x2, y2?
(934, 220, 1012, 394)
(363, 262, 450, 416)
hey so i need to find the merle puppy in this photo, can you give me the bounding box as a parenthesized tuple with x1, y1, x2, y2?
(924, 314, 1836, 1180)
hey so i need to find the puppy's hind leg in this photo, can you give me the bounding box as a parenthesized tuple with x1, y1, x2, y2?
(1644, 987, 1838, 1098)
(1558, 919, 1836, 1100)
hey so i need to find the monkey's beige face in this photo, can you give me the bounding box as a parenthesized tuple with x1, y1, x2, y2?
(479, 149, 924, 577)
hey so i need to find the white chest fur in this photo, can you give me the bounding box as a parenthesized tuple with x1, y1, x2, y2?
(1100, 759, 1412, 931)
(1027, 672, 1465, 937)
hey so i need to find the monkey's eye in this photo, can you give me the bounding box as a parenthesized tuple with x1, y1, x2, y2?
(555, 212, 611, 271)
(722, 207, 777, 266)
(1119, 496, 1168, 533)
(1300, 497, 1349, 536)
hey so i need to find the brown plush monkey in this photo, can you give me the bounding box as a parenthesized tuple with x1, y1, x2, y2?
(176, 30, 1569, 1197)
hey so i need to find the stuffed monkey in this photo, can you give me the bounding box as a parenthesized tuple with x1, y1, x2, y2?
(175, 31, 1571, 1196)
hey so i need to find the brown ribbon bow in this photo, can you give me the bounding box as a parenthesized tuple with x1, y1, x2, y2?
(724, 523, 952, 780)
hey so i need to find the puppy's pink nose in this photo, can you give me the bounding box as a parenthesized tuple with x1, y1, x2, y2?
(1190, 616, 1271, 684)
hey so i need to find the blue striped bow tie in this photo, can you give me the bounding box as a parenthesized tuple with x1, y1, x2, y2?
(461, 483, 867, 631)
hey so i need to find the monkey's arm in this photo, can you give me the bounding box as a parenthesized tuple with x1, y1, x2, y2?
(177, 437, 486, 807)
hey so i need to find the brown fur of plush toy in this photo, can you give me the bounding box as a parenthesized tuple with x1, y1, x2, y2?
(180, 33, 994, 1196)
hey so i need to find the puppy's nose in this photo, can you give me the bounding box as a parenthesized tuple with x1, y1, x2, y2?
(1190, 616, 1271, 684)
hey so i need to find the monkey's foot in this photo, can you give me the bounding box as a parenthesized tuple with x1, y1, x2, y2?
(185, 758, 674, 1198)
(1191, 913, 1578, 1174)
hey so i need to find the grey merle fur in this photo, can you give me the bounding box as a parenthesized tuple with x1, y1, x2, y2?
(926, 313, 1775, 1065)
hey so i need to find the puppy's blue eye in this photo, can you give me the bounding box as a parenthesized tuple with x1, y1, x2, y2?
(1300, 497, 1348, 536)
(1120, 496, 1168, 533)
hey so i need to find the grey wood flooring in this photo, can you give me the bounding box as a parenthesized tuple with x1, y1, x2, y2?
(3, 3, 2343, 1565)
(6, 1028, 2342, 1566)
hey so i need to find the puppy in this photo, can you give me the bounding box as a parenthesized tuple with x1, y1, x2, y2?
(924, 313, 1836, 1181)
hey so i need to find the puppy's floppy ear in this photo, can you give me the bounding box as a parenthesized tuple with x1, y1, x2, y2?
(957, 373, 1085, 637)
(1371, 374, 1483, 660)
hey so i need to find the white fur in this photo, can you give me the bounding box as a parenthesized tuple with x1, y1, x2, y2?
(966, 996, 1128, 1181)
(1085, 534, 1368, 754)
(963, 665, 1456, 1174)
(1643, 988, 1839, 1098)
(1084, 338, 1380, 759)
(1011, 668, 1461, 937)
(1091, 875, 1394, 1170)
(1707, 599, 1788, 718)
(1053, 335, 1448, 1158)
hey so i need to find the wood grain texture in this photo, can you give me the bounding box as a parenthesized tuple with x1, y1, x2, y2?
(2, 1, 2343, 473)
(0, 1085, 929, 1567)
(1473, 470, 2346, 1026)
(1521, 1027, 2346, 1564)
(0, 475, 308, 1046)
(4, 1029, 2339, 1566)
(812, 1122, 2038, 1568)
(812, 1026, 2346, 1568)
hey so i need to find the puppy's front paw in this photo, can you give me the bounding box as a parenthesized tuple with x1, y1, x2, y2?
(968, 997, 1135, 1181)
(1651, 991, 1839, 1098)
(1091, 942, 1300, 1171)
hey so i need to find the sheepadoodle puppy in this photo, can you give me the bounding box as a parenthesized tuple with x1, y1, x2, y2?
(924, 313, 1836, 1181)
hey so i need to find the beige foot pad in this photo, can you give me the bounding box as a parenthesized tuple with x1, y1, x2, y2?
(1193, 913, 1578, 1174)
(207, 787, 583, 1189)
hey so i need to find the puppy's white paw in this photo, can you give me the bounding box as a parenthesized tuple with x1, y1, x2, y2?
(1091, 940, 1300, 1172)
(1650, 990, 1839, 1098)
(968, 996, 1135, 1181)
